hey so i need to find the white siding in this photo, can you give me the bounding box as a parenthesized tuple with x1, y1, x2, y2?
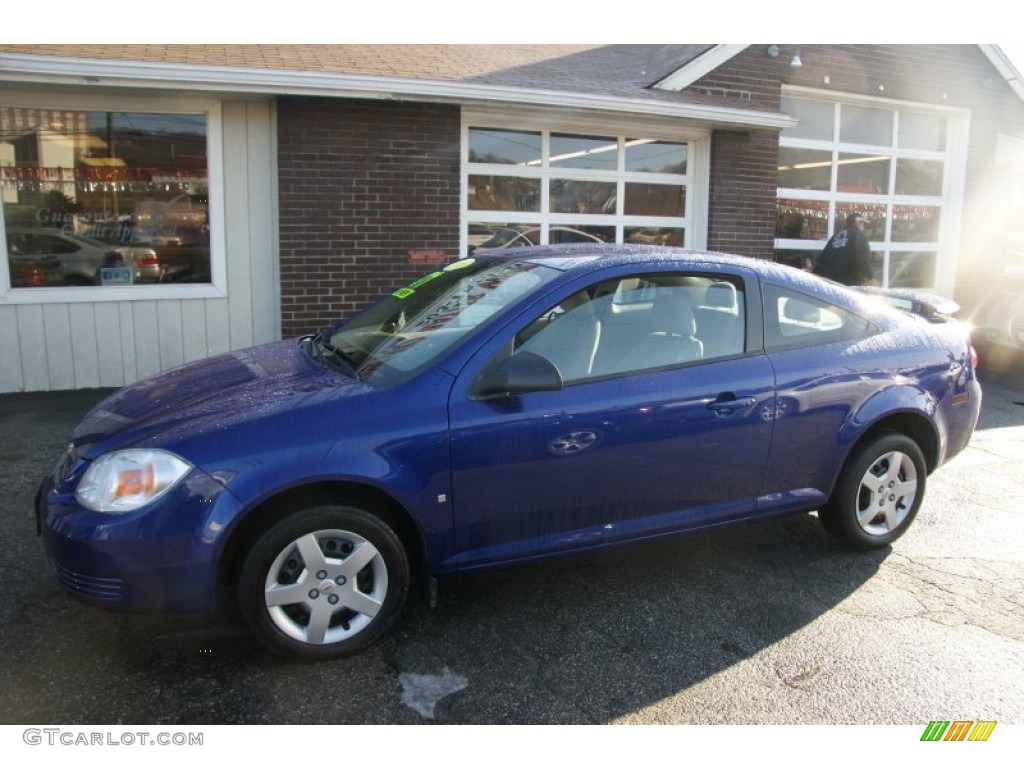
(0, 99, 279, 393)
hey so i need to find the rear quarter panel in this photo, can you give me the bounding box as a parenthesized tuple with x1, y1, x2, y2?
(760, 314, 973, 511)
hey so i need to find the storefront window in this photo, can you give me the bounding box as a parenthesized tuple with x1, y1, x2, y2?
(2, 107, 210, 290)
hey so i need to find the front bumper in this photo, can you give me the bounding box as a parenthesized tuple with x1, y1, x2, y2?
(37, 461, 243, 614)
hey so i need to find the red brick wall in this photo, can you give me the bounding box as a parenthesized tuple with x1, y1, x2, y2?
(277, 97, 461, 337)
(687, 48, 783, 259)
(706, 129, 780, 259)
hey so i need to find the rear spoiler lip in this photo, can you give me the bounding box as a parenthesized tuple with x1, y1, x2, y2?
(852, 286, 961, 320)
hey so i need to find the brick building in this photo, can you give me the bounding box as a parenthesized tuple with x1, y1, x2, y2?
(1, 44, 1022, 391)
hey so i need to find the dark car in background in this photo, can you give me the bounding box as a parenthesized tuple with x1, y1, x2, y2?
(38, 245, 980, 659)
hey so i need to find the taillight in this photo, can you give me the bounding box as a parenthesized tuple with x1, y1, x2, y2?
(23, 265, 46, 287)
(138, 254, 159, 266)
(970, 344, 979, 372)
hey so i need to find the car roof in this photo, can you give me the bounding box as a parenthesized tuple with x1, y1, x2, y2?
(480, 243, 881, 311)
(482, 243, 778, 277)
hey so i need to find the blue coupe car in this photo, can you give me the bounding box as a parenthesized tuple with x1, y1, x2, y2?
(38, 245, 981, 657)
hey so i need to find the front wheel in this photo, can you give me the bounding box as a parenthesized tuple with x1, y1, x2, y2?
(819, 433, 927, 550)
(238, 505, 410, 658)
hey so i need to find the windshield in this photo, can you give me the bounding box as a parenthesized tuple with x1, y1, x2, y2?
(326, 257, 560, 387)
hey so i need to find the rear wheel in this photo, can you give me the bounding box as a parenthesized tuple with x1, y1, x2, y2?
(238, 505, 409, 658)
(819, 433, 926, 550)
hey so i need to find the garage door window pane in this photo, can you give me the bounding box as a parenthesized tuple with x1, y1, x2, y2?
(550, 134, 618, 170)
(898, 112, 946, 151)
(624, 183, 685, 217)
(781, 97, 834, 141)
(468, 175, 540, 212)
(778, 147, 832, 190)
(625, 140, 687, 174)
(892, 205, 940, 242)
(550, 179, 616, 214)
(625, 227, 684, 246)
(895, 158, 944, 196)
(889, 251, 936, 287)
(837, 153, 891, 194)
(469, 128, 542, 165)
(840, 105, 893, 147)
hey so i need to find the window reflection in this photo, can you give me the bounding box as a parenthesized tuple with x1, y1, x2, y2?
(2, 107, 210, 288)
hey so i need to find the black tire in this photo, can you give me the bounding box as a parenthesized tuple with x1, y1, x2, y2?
(238, 505, 410, 658)
(819, 433, 927, 550)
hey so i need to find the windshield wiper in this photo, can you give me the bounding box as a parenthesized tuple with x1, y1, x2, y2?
(305, 328, 359, 375)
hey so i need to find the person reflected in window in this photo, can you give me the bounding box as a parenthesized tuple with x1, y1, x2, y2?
(813, 213, 878, 286)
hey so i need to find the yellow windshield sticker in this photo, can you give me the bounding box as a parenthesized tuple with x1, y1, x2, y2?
(443, 258, 476, 272)
(393, 271, 444, 299)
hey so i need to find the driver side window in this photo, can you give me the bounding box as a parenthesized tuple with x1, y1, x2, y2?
(515, 273, 745, 385)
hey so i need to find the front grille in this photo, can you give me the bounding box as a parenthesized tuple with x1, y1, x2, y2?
(53, 563, 123, 603)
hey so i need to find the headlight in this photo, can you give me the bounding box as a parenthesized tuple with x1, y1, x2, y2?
(76, 449, 192, 513)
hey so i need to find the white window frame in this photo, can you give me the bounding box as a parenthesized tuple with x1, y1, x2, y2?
(0, 90, 227, 304)
(775, 87, 970, 295)
(462, 107, 710, 256)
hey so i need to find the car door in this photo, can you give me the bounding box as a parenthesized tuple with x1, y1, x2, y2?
(447, 269, 776, 569)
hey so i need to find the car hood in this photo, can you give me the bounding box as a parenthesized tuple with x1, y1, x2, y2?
(72, 339, 368, 457)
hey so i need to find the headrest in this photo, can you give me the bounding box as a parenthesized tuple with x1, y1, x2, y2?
(704, 281, 737, 310)
(653, 295, 697, 336)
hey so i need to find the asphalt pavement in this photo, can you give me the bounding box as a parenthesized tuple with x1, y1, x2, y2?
(1, 362, 1022, 725)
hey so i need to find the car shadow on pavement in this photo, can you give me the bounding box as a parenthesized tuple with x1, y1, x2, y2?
(2, 389, 886, 725)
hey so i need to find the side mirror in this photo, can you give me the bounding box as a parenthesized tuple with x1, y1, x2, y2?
(471, 351, 563, 400)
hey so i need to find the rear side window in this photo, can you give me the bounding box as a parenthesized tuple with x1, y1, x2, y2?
(763, 284, 876, 350)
